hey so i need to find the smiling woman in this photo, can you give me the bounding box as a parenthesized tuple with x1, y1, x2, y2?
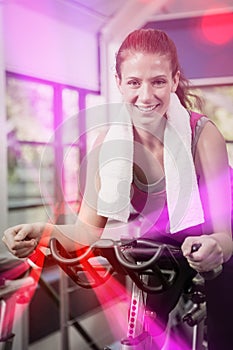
(115, 51, 179, 130)
(3, 28, 233, 350)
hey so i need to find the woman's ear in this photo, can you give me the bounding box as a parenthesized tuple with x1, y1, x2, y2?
(171, 70, 180, 92)
(115, 74, 123, 94)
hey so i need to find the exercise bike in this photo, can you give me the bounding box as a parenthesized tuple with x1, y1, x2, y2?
(49, 237, 218, 350)
(0, 260, 36, 350)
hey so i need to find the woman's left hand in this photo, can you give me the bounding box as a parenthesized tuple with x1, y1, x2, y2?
(181, 235, 224, 272)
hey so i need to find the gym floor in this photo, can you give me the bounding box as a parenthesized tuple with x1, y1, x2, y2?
(28, 299, 128, 350)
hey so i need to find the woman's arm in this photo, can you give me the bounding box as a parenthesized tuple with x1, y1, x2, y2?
(182, 121, 232, 271)
(2, 206, 107, 258)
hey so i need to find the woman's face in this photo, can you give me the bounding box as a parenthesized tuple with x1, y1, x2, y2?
(116, 52, 180, 126)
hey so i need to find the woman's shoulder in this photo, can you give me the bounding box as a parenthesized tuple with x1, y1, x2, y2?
(190, 111, 210, 156)
(189, 110, 209, 133)
(190, 111, 227, 163)
(193, 113, 228, 175)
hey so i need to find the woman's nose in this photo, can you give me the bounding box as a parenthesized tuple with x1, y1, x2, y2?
(139, 83, 154, 102)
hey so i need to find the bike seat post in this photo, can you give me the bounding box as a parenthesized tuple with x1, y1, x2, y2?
(121, 275, 149, 350)
(183, 276, 207, 350)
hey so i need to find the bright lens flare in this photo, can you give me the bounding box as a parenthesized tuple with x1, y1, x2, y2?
(201, 12, 233, 45)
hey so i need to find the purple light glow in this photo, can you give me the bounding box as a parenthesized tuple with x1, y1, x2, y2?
(80, 259, 193, 349)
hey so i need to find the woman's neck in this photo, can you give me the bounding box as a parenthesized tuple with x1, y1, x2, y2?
(133, 115, 166, 148)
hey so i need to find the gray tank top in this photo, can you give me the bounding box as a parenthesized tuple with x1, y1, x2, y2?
(133, 115, 209, 194)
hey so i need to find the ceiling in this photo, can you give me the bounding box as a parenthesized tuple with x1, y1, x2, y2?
(15, 0, 233, 34)
(60, 0, 233, 30)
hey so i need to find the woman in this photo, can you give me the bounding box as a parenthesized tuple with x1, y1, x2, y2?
(3, 29, 232, 349)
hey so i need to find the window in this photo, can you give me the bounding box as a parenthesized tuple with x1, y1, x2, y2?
(6, 72, 100, 225)
(190, 83, 233, 167)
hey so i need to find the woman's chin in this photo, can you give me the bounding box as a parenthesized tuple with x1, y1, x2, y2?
(132, 108, 164, 125)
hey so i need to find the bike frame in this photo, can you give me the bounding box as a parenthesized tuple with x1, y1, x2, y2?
(49, 238, 208, 350)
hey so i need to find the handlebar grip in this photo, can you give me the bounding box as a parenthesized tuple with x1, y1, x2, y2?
(113, 240, 180, 293)
(49, 238, 115, 288)
(49, 237, 93, 265)
(114, 244, 164, 271)
(27, 247, 45, 269)
(191, 243, 223, 280)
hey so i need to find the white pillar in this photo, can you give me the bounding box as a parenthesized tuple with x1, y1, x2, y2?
(0, 1, 8, 234)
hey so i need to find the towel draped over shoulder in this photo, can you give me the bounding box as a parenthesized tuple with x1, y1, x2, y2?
(97, 93, 204, 233)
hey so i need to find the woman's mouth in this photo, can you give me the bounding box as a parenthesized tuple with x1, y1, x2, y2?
(135, 104, 159, 112)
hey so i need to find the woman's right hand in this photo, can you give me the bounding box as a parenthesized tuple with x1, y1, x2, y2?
(2, 222, 53, 258)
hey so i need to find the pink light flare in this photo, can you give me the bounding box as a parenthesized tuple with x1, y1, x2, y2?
(145, 313, 192, 349)
(201, 12, 233, 45)
(0, 258, 43, 340)
(75, 256, 131, 340)
(79, 256, 193, 349)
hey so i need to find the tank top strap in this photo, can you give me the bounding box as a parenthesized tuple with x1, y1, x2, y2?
(189, 111, 209, 157)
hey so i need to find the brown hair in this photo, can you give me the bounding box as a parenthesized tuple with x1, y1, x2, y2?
(115, 29, 202, 110)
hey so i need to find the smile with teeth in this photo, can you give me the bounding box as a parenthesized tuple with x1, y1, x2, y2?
(136, 105, 159, 112)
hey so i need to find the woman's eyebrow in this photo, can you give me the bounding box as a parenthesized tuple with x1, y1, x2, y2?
(150, 75, 167, 79)
(125, 76, 141, 79)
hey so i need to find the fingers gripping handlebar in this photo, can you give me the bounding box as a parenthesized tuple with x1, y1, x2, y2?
(191, 243, 223, 280)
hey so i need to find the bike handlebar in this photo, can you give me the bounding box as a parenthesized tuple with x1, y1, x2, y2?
(49, 237, 223, 293)
(50, 237, 119, 288)
(49, 237, 182, 293)
(113, 239, 180, 271)
(49, 237, 109, 265)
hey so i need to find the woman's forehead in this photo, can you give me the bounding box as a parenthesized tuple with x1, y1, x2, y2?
(120, 52, 171, 73)
(121, 50, 170, 63)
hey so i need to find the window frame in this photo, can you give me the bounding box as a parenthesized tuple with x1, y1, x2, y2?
(6, 71, 100, 224)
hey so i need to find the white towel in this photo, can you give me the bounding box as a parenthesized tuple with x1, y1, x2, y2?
(97, 104, 134, 222)
(97, 94, 204, 233)
(164, 93, 204, 232)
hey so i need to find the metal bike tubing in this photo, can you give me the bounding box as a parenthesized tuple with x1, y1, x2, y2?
(121, 276, 149, 350)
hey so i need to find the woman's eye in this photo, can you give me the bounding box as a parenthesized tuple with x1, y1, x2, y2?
(152, 80, 166, 86)
(127, 80, 140, 87)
